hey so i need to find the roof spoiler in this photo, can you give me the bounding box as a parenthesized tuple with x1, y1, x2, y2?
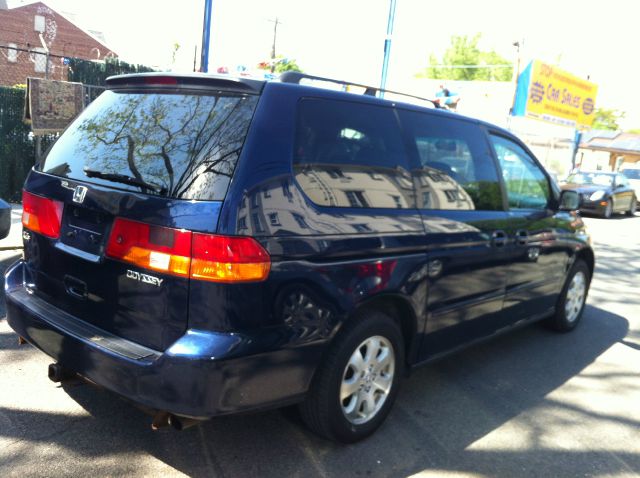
(105, 73, 264, 94)
(279, 71, 442, 109)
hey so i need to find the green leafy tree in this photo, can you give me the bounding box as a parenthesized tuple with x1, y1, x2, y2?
(419, 34, 513, 81)
(592, 108, 625, 131)
(274, 57, 302, 73)
(258, 56, 302, 73)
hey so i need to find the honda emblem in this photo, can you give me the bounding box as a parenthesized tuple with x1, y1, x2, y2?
(73, 185, 88, 204)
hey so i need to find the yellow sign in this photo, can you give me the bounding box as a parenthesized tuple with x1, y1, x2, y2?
(521, 60, 598, 129)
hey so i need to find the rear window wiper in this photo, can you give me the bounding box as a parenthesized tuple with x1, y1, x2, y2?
(83, 168, 168, 196)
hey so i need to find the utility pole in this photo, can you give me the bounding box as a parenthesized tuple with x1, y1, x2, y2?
(200, 0, 213, 72)
(379, 0, 397, 97)
(268, 17, 281, 73)
(193, 44, 198, 72)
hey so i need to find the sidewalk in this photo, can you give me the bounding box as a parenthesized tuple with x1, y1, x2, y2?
(0, 204, 23, 250)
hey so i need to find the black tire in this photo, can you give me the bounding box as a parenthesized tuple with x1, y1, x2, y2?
(627, 197, 637, 216)
(603, 199, 613, 219)
(299, 309, 404, 443)
(546, 259, 591, 332)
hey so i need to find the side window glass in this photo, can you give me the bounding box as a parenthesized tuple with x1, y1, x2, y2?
(399, 110, 503, 211)
(490, 135, 550, 210)
(293, 98, 414, 208)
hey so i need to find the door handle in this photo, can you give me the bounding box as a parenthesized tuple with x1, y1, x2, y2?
(491, 230, 507, 248)
(515, 229, 529, 246)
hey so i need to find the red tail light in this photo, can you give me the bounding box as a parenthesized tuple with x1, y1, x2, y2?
(191, 233, 271, 283)
(106, 218, 192, 277)
(106, 218, 270, 282)
(22, 191, 64, 239)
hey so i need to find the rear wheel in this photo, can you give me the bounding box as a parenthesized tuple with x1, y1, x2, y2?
(546, 259, 590, 332)
(627, 197, 637, 216)
(299, 309, 404, 443)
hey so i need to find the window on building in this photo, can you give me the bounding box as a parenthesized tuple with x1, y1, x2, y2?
(345, 190, 369, 208)
(292, 213, 308, 229)
(34, 15, 45, 32)
(390, 195, 403, 208)
(352, 223, 372, 233)
(237, 216, 247, 230)
(33, 47, 47, 73)
(268, 212, 280, 226)
(7, 43, 18, 63)
(252, 213, 264, 232)
(328, 168, 346, 179)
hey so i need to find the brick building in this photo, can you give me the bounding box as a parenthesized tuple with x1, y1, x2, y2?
(0, 1, 117, 86)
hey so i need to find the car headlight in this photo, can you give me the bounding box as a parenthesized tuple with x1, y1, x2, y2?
(589, 190, 606, 201)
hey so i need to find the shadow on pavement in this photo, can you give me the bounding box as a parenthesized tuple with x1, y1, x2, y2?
(0, 303, 634, 477)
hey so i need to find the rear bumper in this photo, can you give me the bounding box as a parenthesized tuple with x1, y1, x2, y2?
(4, 260, 320, 419)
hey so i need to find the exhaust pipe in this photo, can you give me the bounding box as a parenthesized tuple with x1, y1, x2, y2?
(151, 411, 202, 431)
(47, 363, 75, 383)
(168, 415, 202, 431)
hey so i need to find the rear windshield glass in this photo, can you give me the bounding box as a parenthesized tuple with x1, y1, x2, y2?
(38, 90, 259, 200)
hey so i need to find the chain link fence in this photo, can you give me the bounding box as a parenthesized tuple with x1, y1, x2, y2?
(0, 86, 57, 201)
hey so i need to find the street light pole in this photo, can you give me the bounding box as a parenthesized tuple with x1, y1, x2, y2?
(379, 0, 397, 97)
(509, 39, 522, 116)
(200, 0, 213, 72)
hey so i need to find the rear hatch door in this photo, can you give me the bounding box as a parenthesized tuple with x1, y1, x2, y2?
(22, 78, 260, 350)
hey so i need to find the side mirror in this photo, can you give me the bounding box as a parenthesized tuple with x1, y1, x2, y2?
(559, 190, 580, 211)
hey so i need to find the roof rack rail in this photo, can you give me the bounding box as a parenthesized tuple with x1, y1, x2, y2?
(279, 71, 443, 109)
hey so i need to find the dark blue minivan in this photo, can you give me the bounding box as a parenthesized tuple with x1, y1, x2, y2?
(4, 72, 593, 442)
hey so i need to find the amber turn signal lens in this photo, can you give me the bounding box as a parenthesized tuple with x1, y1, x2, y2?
(190, 233, 270, 282)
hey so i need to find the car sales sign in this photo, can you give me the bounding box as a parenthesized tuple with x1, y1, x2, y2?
(512, 60, 598, 129)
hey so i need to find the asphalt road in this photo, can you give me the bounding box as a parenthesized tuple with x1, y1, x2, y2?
(1, 214, 639, 478)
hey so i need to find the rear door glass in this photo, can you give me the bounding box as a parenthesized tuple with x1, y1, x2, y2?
(38, 90, 258, 200)
(293, 98, 415, 209)
(398, 110, 503, 211)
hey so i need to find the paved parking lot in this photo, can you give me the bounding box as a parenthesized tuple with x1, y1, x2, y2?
(1, 214, 639, 478)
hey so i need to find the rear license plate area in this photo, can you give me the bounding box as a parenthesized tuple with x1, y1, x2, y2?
(59, 205, 110, 255)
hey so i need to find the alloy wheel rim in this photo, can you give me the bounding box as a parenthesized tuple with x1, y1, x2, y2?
(605, 202, 612, 217)
(340, 335, 395, 425)
(565, 271, 586, 323)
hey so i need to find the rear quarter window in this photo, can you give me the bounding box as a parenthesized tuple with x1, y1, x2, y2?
(38, 90, 259, 201)
(293, 98, 415, 209)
